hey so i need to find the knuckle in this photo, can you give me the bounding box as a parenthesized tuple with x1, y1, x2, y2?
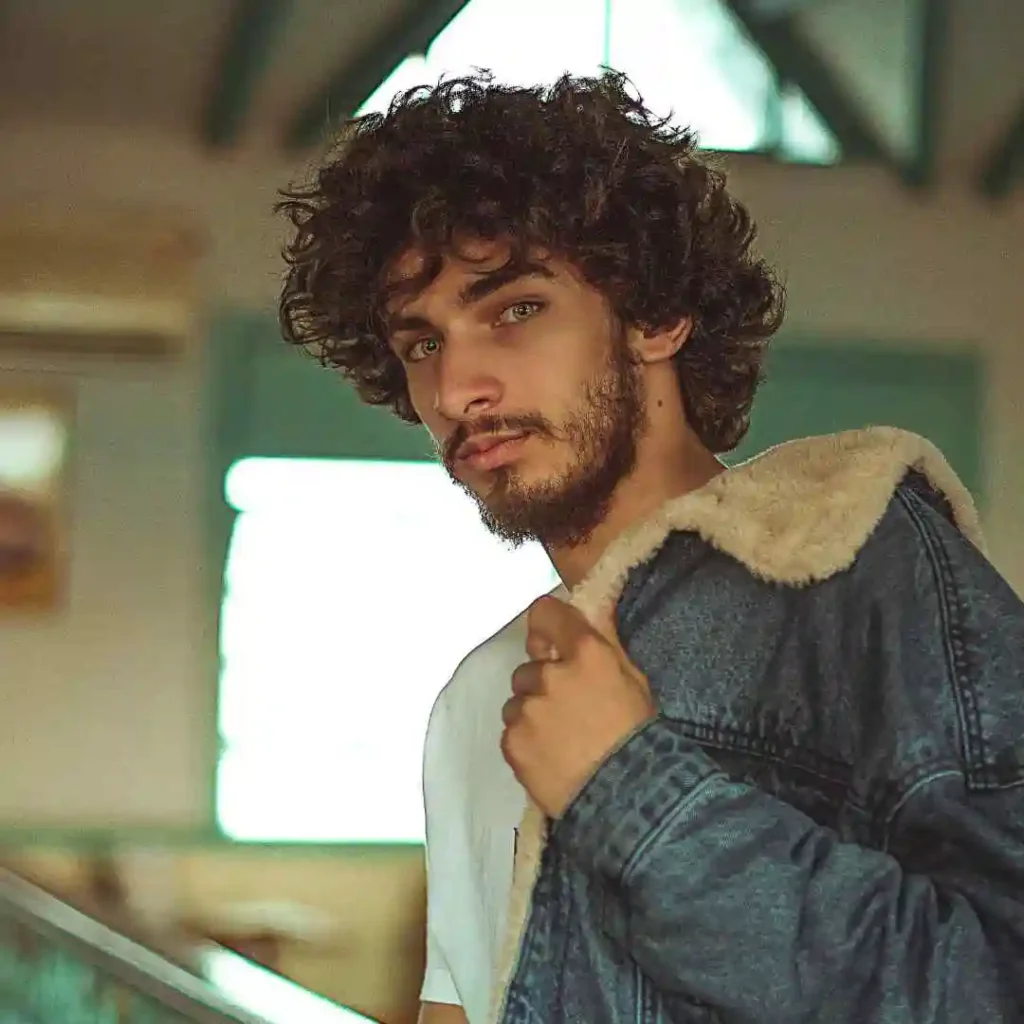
(499, 730, 514, 766)
(501, 696, 519, 725)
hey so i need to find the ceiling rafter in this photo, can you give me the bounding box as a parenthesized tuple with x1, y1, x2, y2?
(202, 0, 293, 149)
(978, 99, 1024, 199)
(723, 0, 898, 171)
(283, 0, 471, 152)
(741, 0, 832, 13)
(904, 0, 950, 189)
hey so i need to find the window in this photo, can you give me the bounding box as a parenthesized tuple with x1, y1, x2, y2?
(216, 458, 558, 843)
(358, 0, 838, 165)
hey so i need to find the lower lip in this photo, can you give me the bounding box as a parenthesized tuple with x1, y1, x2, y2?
(459, 435, 528, 471)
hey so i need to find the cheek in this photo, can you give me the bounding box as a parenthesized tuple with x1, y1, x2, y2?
(415, 406, 445, 448)
(405, 395, 444, 452)
(538, 382, 586, 429)
(404, 376, 436, 425)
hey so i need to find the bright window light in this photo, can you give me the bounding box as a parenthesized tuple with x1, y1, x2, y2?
(202, 947, 375, 1023)
(607, 0, 771, 152)
(778, 82, 841, 164)
(358, 0, 607, 117)
(357, 0, 838, 164)
(216, 458, 559, 843)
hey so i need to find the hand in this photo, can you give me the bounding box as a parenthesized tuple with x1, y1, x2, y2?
(500, 595, 656, 819)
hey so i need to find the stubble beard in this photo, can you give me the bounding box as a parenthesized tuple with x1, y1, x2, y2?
(444, 341, 647, 550)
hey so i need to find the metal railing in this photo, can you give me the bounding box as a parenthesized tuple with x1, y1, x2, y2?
(0, 868, 374, 1023)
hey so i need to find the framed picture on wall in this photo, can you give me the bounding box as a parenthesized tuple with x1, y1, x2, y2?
(0, 380, 72, 611)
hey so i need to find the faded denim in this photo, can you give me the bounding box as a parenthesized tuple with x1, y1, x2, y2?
(500, 473, 1024, 1023)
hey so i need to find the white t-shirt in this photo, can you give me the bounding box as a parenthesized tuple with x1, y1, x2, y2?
(420, 588, 565, 1023)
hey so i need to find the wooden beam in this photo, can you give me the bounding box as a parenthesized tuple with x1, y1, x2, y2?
(742, 0, 831, 13)
(724, 0, 894, 166)
(978, 99, 1024, 200)
(282, 0, 471, 152)
(202, 0, 292, 149)
(904, 0, 949, 190)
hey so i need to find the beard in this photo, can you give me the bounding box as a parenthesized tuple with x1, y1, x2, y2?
(440, 337, 646, 549)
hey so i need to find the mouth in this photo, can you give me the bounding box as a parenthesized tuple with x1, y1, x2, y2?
(455, 432, 529, 472)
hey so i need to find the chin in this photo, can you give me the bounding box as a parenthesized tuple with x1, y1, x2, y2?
(459, 455, 562, 504)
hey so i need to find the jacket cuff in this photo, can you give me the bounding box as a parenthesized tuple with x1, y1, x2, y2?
(553, 715, 725, 881)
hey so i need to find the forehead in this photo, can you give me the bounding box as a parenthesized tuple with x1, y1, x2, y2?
(384, 237, 562, 313)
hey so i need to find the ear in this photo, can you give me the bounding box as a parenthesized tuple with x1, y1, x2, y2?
(630, 317, 693, 365)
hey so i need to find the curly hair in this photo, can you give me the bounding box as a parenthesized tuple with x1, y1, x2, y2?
(277, 70, 785, 452)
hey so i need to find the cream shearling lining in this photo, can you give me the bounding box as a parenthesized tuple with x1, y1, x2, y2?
(489, 426, 984, 1021)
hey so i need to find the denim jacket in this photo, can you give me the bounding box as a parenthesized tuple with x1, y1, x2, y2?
(491, 428, 1024, 1023)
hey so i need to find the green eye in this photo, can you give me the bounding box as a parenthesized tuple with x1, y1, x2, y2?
(498, 301, 544, 325)
(406, 337, 440, 362)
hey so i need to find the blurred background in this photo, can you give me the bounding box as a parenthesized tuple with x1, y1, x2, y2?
(0, 0, 1021, 1021)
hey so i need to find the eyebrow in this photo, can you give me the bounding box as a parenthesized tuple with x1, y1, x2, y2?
(386, 261, 555, 337)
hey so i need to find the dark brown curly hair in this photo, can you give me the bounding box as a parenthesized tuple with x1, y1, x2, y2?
(277, 70, 785, 452)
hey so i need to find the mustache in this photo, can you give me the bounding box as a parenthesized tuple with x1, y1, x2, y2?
(440, 414, 554, 465)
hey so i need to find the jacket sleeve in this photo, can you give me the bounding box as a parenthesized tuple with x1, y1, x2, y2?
(552, 485, 1024, 1023)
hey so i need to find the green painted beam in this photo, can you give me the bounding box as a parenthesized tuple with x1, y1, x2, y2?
(202, 0, 293, 149)
(283, 0, 471, 152)
(742, 0, 833, 12)
(724, 0, 895, 166)
(904, 0, 949, 190)
(978, 98, 1024, 200)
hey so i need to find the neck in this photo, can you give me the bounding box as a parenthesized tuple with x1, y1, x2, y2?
(547, 428, 724, 591)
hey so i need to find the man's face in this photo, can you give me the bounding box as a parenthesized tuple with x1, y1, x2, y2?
(385, 239, 648, 549)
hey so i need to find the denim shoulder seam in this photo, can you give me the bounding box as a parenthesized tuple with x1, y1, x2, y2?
(893, 485, 981, 771)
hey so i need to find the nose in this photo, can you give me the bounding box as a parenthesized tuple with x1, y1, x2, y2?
(432, 339, 503, 420)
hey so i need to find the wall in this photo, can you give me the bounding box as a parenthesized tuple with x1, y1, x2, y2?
(0, 347, 213, 828)
(728, 158, 1024, 589)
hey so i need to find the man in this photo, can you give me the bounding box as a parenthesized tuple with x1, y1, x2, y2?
(278, 72, 1024, 1023)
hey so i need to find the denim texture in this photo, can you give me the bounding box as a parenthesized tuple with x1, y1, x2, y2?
(500, 473, 1024, 1023)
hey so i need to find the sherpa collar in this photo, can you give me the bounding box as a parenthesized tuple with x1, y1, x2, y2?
(490, 426, 984, 1021)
